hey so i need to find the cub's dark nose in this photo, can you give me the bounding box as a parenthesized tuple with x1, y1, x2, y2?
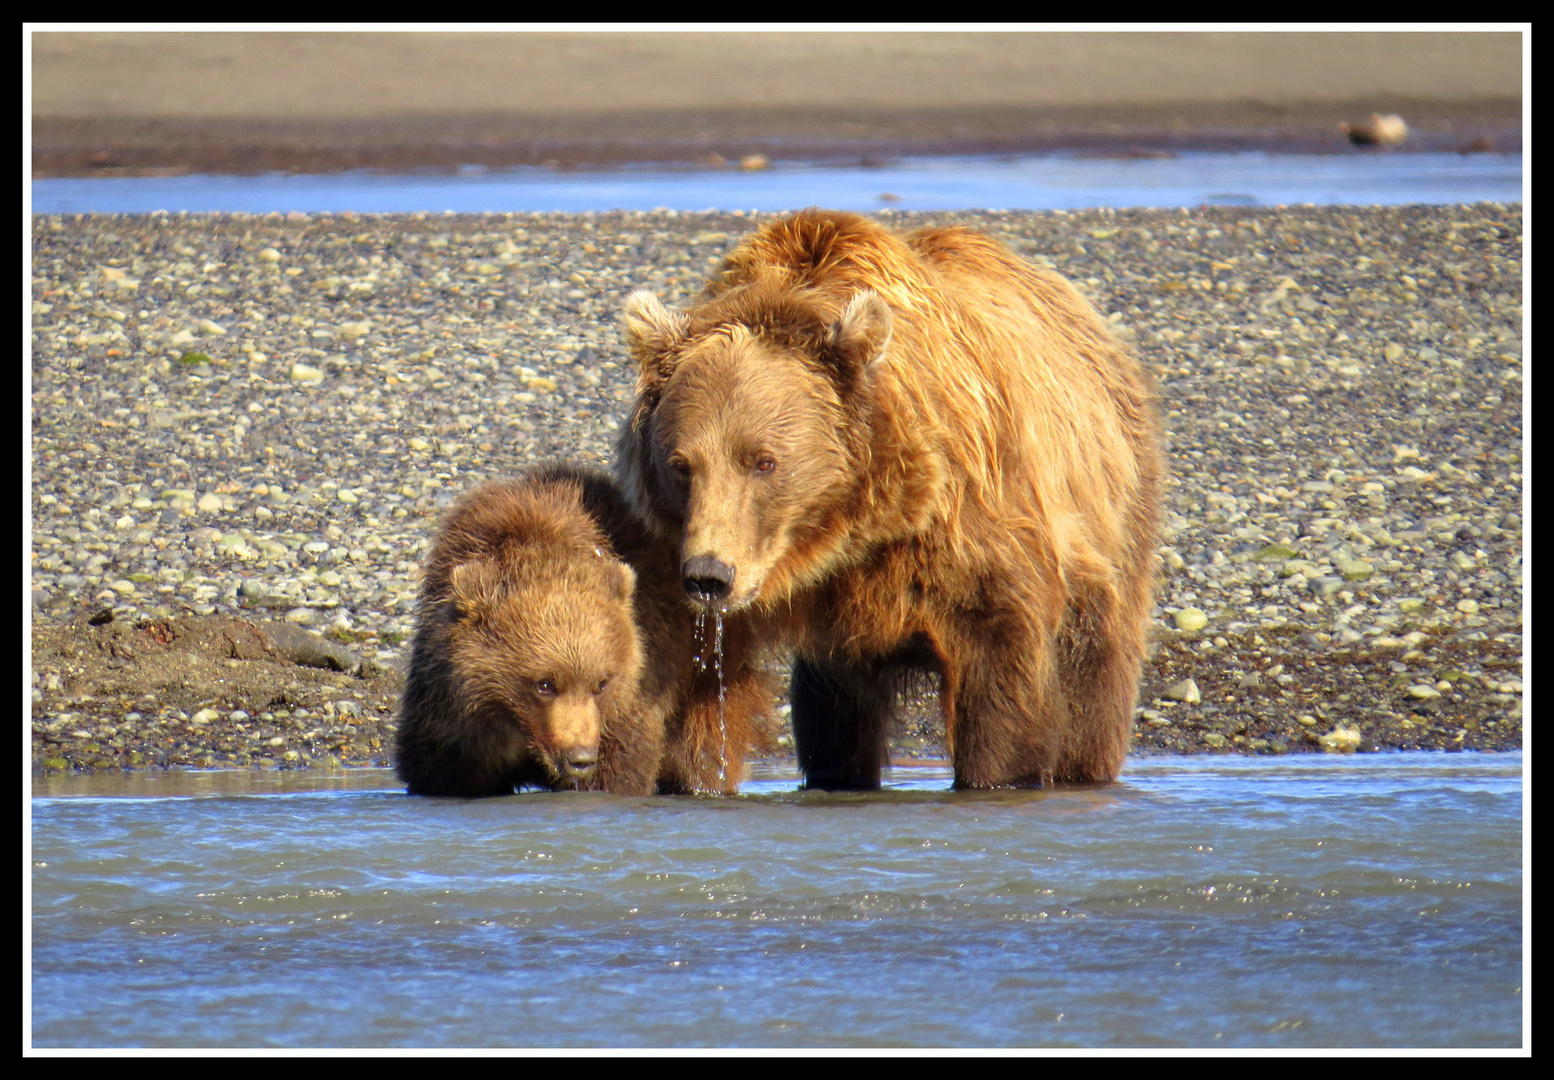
(562, 747, 598, 777)
(682, 554, 735, 602)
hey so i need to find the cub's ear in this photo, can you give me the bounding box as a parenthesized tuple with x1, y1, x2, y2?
(828, 290, 892, 370)
(623, 290, 687, 364)
(609, 560, 637, 605)
(447, 559, 501, 622)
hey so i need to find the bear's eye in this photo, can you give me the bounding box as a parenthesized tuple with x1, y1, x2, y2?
(753, 457, 777, 474)
(535, 679, 557, 697)
(669, 458, 692, 477)
(594, 677, 610, 695)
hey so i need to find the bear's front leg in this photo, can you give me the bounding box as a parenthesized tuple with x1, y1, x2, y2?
(940, 612, 1070, 789)
(659, 618, 781, 796)
(790, 654, 896, 790)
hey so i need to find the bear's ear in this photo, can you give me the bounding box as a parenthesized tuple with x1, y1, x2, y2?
(827, 290, 892, 371)
(608, 560, 637, 605)
(448, 559, 501, 622)
(623, 290, 687, 370)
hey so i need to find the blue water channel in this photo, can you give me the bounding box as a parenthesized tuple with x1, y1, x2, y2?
(31, 151, 1522, 216)
(30, 753, 1524, 1049)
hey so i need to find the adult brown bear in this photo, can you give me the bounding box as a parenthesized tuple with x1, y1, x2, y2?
(396, 464, 774, 797)
(617, 209, 1162, 789)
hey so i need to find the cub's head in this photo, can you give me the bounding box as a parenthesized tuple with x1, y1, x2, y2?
(443, 550, 642, 787)
(620, 284, 891, 611)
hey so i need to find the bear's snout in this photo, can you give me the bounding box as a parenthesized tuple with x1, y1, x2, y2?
(682, 554, 736, 604)
(560, 745, 598, 779)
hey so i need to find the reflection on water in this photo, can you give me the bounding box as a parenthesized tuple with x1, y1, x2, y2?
(30, 152, 1523, 216)
(30, 754, 1523, 1049)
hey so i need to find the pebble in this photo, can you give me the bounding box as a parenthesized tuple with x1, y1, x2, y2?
(1162, 679, 1201, 705)
(1317, 726, 1363, 753)
(1174, 607, 1208, 632)
(289, 362, 325, 384)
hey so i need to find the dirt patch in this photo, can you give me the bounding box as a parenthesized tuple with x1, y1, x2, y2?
(31, 612, 405, 772)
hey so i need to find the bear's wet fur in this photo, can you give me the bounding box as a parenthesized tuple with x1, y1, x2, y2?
(618, 209, 1163, 789)
(396, 463, 775, 797)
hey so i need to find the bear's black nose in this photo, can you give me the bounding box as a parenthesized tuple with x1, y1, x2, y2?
(682, 555, 735, 602)
(563, 747, 598, 776)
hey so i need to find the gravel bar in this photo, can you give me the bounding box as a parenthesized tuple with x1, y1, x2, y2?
(29, 205, 1523, 775)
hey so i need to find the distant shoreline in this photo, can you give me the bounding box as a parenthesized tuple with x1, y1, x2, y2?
(32, 98, 1522, 178)
(31, 30, 1522, 177)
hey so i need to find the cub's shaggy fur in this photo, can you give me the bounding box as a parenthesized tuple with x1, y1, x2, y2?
(618, 209, 1162, 789)
(396, 464, 774, 797)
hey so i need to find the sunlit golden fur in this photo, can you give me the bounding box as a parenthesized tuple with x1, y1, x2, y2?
(618, 209, 1162, 788)
(395, 464, 776, 797)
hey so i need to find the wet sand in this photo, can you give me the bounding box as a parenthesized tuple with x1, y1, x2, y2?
(31, 30, 1522, 175)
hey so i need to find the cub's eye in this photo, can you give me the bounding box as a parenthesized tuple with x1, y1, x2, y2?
(535, 680, 557, 697)
(753, 457, 777, 474)
(669, 458, 692, 476)
(594, 677, 610, 695)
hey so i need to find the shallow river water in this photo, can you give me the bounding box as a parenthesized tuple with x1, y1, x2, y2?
(31, 151, 1522, 216)
(30, 753, 1523, 1049)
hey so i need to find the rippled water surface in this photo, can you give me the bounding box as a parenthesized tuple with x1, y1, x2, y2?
(30, 151, 1522, 215)
(30, 754, 1523, 1049)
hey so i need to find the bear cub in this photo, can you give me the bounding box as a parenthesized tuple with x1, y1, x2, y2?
(395, 464, 666, 797)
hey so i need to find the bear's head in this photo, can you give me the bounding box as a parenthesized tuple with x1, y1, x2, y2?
(620, 282, 891, 612)
(442, 548, 642, 787)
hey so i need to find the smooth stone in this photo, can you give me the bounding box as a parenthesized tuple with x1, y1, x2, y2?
(283, 607, 325, 626)
(1318, 727, 1363, 753)
(1255, 543, 1299, 560)
(1174, 607, 1208, 632)
(239, 580, 272, 601)
(257, 620, 361, 673)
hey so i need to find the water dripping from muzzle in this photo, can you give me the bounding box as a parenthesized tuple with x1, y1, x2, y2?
(690, 609, 728, 793)
(715, 609, 726, 790)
